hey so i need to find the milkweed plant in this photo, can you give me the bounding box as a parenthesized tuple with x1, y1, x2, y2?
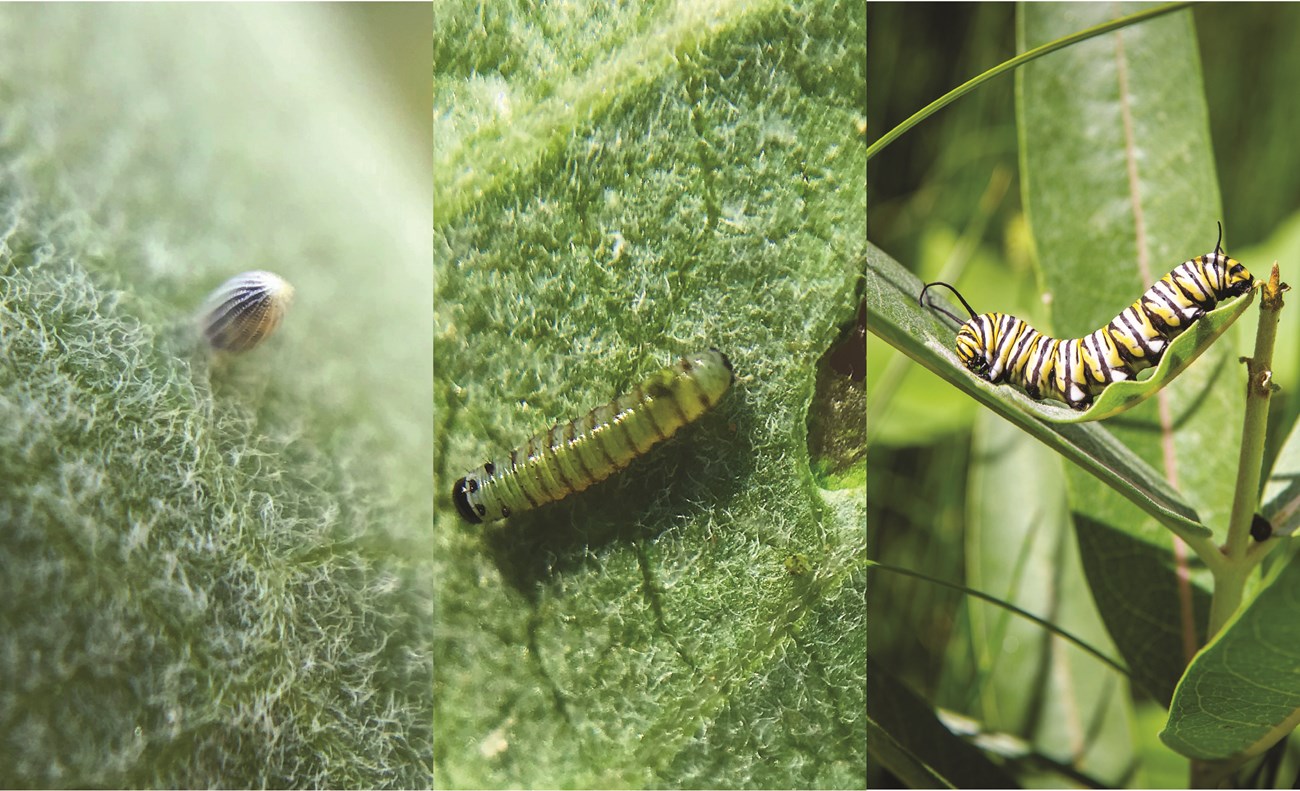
(867, 4, 1300, 788)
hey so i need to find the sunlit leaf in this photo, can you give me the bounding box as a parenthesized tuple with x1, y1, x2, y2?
(435, 2, 866, 786)
(1162, 555, 1300, 763)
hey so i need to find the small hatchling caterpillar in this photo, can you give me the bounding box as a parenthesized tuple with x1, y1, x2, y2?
(200, 270, 295, 353)
(919, 229, 1254, 410)
(452, 349, 734, 524)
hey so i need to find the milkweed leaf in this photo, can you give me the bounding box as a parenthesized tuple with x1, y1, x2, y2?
(1162, 555, 1300, 764)
(434, 1, 867, 786)
(0, 5, 432, 788)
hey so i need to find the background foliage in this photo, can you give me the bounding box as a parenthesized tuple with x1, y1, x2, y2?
(435, 0, 866, 787)
(869, 3, 1300, 787)
(0, 6, 432, 787)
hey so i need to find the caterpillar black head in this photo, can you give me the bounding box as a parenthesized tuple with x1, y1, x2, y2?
(919, 281, 991, 378)
(452, 476, 484, 524)
(1209, 220, 1254, 298)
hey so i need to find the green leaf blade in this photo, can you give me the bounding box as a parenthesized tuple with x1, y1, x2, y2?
(1162, 556, 1300, 761)
(1263, 413, 1300, 537)
(955, 413, 1137, 783)
(1, 6, 433, 787)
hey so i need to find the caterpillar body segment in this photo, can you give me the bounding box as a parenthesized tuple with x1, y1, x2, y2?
(924, 240, 1254, 411)
(453, 349, 734, 524)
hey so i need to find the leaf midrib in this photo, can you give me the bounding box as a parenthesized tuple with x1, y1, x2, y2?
(434, 0, 782, 225)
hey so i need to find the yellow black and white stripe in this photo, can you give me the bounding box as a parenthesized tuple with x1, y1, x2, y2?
(453, 349, 734, 523)
(200, 271, 294, 353)
(921, 240, 1254, 410)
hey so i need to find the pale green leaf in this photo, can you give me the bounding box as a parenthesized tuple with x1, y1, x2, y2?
(948, 412, 1136, 784)
(0, 6, 432, 788)
(1263, 403, 1300, 537)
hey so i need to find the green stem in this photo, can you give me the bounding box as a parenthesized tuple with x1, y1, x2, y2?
(865, 560, 1134, 682)
(1205, 564, 1249, 645)
(1210, 264, 1286, 639)
(1190, 266, 1288, 789)
(866, 2, 1191, 162)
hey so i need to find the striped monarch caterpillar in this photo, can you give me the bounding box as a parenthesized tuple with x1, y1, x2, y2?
(452, 349, 734, 524)
(919, 227, 1255, 410)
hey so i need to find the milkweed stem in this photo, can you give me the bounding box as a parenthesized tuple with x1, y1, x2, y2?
(866, 2, 1191, 162)
(1209, 264, 1288, 639)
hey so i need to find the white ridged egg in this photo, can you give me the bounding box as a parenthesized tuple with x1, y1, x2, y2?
(200, 271, 294, 353)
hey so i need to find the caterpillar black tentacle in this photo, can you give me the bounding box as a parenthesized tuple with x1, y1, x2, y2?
(920, 230, 1254, 410)
(452, 349, 735, 524)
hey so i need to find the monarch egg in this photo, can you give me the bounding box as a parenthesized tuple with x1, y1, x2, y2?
(201, 270, 294, 353)
(453, 349, 735, 524)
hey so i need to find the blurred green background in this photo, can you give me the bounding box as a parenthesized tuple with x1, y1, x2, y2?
(0, 5, 432, 786)
(341, 3, 431, 164)
(869, 3, 1300, 786)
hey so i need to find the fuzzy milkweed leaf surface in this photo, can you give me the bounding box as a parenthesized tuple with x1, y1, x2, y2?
(0, 6, 432, 787)
(434, 1, 866, 786)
